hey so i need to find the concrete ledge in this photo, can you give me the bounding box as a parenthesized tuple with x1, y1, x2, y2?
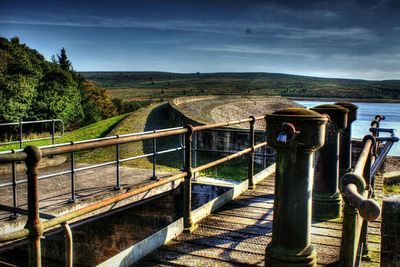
(97, 218, 184, 267)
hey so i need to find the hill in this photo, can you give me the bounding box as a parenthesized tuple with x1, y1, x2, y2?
(80, 71, 400, 100)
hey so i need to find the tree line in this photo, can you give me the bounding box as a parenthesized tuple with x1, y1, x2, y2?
(0, 36, 117, 130)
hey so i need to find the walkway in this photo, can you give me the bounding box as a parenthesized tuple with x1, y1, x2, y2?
(137, 173, 344, 266)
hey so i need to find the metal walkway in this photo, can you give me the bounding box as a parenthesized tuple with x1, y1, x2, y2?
(137, 173, 348, 266)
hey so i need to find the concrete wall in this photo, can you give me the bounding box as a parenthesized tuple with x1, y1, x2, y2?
(169, 97, 276, 165)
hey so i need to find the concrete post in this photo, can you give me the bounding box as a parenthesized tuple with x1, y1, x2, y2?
(24, 146, 44, 267)
(335, 102, 358, 178)
(381, 195, 400, 267)
(265, 108, 328, 267)
(311, 104, 348, 219)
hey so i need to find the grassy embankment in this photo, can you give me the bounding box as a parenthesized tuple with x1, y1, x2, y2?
(80, 102, 259, 180)
(0, 114, 129, 152)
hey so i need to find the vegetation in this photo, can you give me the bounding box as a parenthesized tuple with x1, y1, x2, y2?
(0, 37, 116, 134)
(0, 113, 129, 152)
(81, 71, 400, 100)
(383, 183, 400, 195)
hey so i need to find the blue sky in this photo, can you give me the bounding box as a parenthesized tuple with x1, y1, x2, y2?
(0, 0, 399, 80)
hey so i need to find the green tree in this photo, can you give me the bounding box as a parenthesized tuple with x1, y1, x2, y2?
(57, 47, 72, 71)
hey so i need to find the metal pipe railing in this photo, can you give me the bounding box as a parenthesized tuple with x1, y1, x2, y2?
(339, 114, 398, 267)
(0, 119, 64, 148)
(0, 115, 267, 267)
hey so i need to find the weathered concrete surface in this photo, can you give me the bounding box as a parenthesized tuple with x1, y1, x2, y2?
(169, 95, 301, 130)
(137, 173, 343, 266)
(381, 195, 400, 267)
(0, 163, 179, 237)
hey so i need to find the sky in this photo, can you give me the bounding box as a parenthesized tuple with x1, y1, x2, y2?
(0, 0, 399, 80)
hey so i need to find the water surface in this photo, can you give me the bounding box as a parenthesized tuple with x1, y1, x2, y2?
(295, 101, 400, 156)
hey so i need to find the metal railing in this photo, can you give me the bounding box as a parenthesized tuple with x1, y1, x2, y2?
(339, 115, 399, 267)
(0, 119, 64, 149)
(0, 115, 267, 266)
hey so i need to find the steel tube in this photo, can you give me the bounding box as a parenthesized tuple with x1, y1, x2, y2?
(248, 117, 256, 189)
(62, 223, 73, 267)
(192, 118, 253, 131)
(353, 139, 373, 176)
(40, 129, 188, 157)
(10, 150, 19, 219)
(19, 121, 23, 149)
(115, 143, 121, 190)
(151, 135, 158, 180)
(342, 183, 380, 222)
(183, 125, 196, 232)
(52, 119, 55, 145)
(24, 146, 43, 267)
(68, 151, 76, 203)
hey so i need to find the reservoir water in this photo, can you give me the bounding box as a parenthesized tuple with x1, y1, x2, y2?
(295, 101, 400, 157)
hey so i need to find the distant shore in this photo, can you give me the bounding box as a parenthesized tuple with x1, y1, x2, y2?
(288, 96, 400, 103)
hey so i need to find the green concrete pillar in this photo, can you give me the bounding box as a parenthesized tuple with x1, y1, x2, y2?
(311, 104, 348, 220)
(265, 108, 327, 267)
(335, 102, 358, 178)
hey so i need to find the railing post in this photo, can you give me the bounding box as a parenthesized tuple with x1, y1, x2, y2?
(335, 102, 358, 177)
(51, 119, 55, 145)
(10, 149, 19, 219)
(247, 116, 256, 190)
(68, 144, 76, 203)
(24, 145, 43, 267)
(151, 133, 158, 180)
(193, 132, 198, 179)
(360, 149, 372, 258)
(62, 222, 73, 267)
(19, 121, 23, 149)
(183, 124, 197, 232)
(311, 104, 348, 219)
(265, 108, 328, 267)
(181, 134, 185, 171)
(339, 173, 369, 267)
(114, 138, 122, 190)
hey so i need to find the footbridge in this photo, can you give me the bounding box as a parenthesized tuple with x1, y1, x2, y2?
(0, 102, 398, 267)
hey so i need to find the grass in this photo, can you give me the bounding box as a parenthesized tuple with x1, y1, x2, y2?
(0, 114, 129, 152)
(383, 183, 400, 195)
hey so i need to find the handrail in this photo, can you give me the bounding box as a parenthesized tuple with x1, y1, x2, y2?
(0, 114, 268, 266)
(339, 114, 398, 267)
(0, 119, 64, 148)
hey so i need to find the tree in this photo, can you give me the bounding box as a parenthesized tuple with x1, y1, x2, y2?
(80, 81, 117, 124)
(57, 47, 72, 71)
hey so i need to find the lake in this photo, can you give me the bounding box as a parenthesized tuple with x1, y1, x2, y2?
(295, 101, 400, 157)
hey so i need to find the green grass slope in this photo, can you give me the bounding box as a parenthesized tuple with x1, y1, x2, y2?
(0, 114, 129, 152)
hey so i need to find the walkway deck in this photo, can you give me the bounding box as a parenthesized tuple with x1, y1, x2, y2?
(138, 173, 383, 266)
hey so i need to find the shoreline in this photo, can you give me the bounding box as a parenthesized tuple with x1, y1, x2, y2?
(287, 96, 400, 103)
